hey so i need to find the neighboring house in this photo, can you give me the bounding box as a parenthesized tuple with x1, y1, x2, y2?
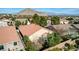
(0, 19, 13, 27)
(52, 24, 78, 36)
(3, 20, 13, 26)
(16, 19, 26, 23)
(53, 24, 71, 36)
(19, 24, 52, 42)
(0, 21, 8, 27)
(72, 24, 79, 29)
(60, 19, 69, 24)
(16, 18, 30, 25)
(73, 17, 79, 20)
(47, 20, 51, 26)
(0, 26, 24, 51)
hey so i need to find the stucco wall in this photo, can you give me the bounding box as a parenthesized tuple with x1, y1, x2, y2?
(60, 21, 69, 24)
(0, 40, 24, 51)
(0, 21, 8, 27)
(29, 28, 52, 42)
(16, 19, 27, 23)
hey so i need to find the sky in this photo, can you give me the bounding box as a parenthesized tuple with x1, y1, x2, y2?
(0, 8, 79, 15)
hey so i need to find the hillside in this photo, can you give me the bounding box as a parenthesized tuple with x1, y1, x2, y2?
(17, 8, 48, 16)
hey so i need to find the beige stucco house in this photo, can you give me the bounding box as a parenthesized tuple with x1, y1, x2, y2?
(16, 18, 30, 25)
(60, 19, 69, 24)
(19, 24, 52, 42)
(0, 26, 24, 51)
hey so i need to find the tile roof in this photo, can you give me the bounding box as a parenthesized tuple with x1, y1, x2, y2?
(0, 26, 20, 44)
(53, 24, 71, 30)
(19, 24, 42, 36)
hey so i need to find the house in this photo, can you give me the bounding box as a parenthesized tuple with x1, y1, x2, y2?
(0, 26, 24, 51)
(16, 18, 30, 25)
(0, 19, 13, 26)
(0, 21, 8, 27)
(52, 24, 78, 36)
(19, 24, 52, 42)
(47, 20, 51, 26)
(60, 19, 69, 24)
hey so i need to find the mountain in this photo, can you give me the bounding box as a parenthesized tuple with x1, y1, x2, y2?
(17, 8, 79, 16)
(48, 12, 79, 16)
(17, 8, 48, 16)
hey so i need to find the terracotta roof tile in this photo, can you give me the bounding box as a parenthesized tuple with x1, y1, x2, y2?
(19, 24, 42, 36)
(0, 26, 20, 44)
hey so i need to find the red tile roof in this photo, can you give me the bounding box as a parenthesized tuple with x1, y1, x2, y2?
(0, 26, 20, 44)
(19, 24, 42, 36)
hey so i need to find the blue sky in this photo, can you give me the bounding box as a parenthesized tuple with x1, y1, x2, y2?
(0, 8, 79, 15)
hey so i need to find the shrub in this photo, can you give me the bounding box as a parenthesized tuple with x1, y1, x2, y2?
(15, 20, 21, 27)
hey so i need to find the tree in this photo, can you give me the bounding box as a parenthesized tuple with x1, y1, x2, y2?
(47, 33, 54, 47)
(66, 17, 73, 21)
(22, 36, 37, 51)
(51, 16, 60, 25)
(64, 43, 75, 51)
(61, 36, 69, 42)
(32, 14, 47, 27)
(25, 19, 28, 25)
(66, 17, 74, 24)
(73, 19, 79, 24)
(65, 43, 70, 47)
(42, 40, 49, 49)
(75, 40, 79, 45)
(15, 20, 21, 27)
(25, 41, 37, 51)
(47, 32, 62, 47)
(22, 22, 25, 25)
(27, 17, 30, 22)
(53, 32, 62, 45)
(22, 36, 30, 44)
(32, 14, 40, 24)
(39, 16, 47, 27)
(62, 34, 72, 41)
(11, 16, 16, 21)
(74, 44, 79, 49)
(74, 21, 79, 24)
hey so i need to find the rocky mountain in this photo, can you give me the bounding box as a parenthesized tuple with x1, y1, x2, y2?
(18, 8, 48, 16)
(17, 8, 79, 16)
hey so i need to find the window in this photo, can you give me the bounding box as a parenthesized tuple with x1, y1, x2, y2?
(0, 45, 4, 50)
(14, 42, 17, 46)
